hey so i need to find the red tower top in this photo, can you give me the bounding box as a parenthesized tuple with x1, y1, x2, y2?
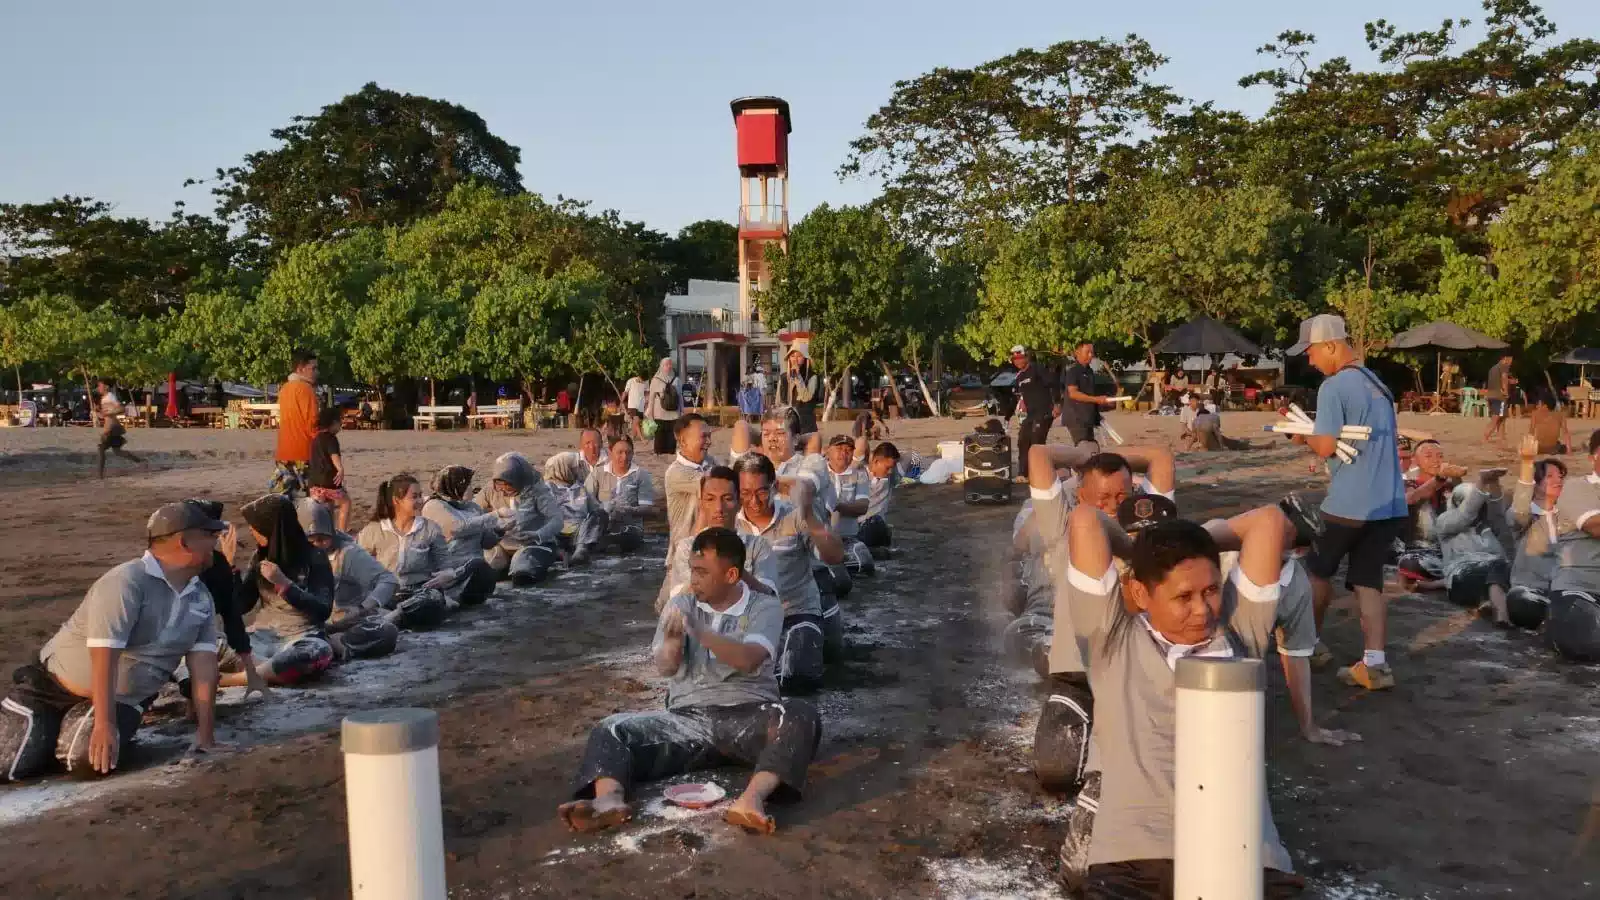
(731, 96, 791, 171)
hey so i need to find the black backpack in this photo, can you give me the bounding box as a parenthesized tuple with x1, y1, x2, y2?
(659, 380, 680, 412)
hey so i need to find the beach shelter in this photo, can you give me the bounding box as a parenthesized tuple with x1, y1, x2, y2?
(1151, 315, 1265, 358)
(1385, 320, 1508, 396)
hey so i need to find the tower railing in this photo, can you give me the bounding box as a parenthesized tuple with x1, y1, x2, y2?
(739, 205, 788, 232)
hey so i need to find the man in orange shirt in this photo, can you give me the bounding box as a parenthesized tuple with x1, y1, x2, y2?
(272, 350, 321, 498)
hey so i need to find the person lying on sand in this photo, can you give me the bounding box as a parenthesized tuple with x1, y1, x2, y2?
(559, 528, 821, 836)
(0, 503, 224, 782)
(1052, 499, 1307, 897)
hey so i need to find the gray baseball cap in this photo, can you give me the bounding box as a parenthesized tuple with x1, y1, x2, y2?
(1285, 314, 1349, 355)
(147, 502, 227, 539)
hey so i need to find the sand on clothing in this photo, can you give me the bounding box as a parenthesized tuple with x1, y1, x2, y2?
(0, 410, 1595, 898)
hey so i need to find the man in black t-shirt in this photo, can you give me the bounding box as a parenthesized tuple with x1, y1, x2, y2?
(1011, 346, 1058, 481)
(1059, 341, 1117, 449)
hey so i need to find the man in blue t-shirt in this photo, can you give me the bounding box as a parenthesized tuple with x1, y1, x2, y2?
(1286, 314, 1408, 691)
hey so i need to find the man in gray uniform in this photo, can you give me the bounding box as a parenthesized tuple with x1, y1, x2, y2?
(475, 452, 563, 585)
(1546, 428, 1600, 661)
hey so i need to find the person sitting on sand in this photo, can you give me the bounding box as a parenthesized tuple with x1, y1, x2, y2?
(586, 436, 656, 555)
(661, 413, 717, 573)
(0, 503, 225, 782)
(189, 499, 270, 700)
(854, 439, 901, 555)
(1179, 392, 1245, 452)
(734, 453, 845, 694)
(419, 466, 501, 606)
(543, 451, 607, 567)
(215, 495, 337, 689)
(663, 465, 777, 607)
(823, 433, 876, 578)
(1504, 435, 1565, 629)
(558, 528, 821, 836)
(295, 500, 402, 660)
(1396, 439, 1465, 588)
(754, 410, 835, 522)
(1052, 498, 1307, 897)
(474, 452, 562, 586)
(357, 475, 473, 629)
(1543, 428, 1600, 662)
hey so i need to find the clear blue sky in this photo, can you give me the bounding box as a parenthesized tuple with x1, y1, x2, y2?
(3, 0, 1597, 233)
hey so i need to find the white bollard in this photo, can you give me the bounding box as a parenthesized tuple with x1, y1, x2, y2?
(1174, 657, 1265, 900)
(343, 708, 447, 900)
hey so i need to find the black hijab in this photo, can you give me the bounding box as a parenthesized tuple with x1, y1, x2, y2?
(240, 494, 314, 591)
(431, 465, 475, 504)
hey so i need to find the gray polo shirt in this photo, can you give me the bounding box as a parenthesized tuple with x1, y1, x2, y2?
(328, 534, 399, 612)
(664, 453, 716, 568)
(652, 584, 783, 709)
(357, 517, 450, 590)
(420, 498, 503, 571)
(42, 553, 217, 707)
(1551, 472, 1600, 594)
(587, 465, 656, 519)
(1062, 537, 1292, 873)
(736, 499, 820, 617)
(827, 461, 871, 539)
(777, 452, 835, 522)
(1508, 479, 1557, 593)
(864, 470, 895, 521)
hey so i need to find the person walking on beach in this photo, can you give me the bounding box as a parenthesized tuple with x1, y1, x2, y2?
(273, 350, 320, 498)
(94, 380, 145, 478)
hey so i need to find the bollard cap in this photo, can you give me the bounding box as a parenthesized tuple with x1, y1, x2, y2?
(1175, 656, 1263, 693)
(342, 708, 439, 755)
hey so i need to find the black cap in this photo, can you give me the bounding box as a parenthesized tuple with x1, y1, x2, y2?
(147, 502, 227, 539)
(1118, 494, 1178, 534)
(827, 433, 856, 448)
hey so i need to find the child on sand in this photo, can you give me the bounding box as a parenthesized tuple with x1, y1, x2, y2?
(308, 408, 351, 531)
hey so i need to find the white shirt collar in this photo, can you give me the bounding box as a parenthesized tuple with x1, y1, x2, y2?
(737, 498, 788, 535)
(695, 582, 752, 619)
(608, 463, 640, 479)
(675, 453, 710, 471)
(1137, 614, 1235, 671)
(381, 517, 424, 537)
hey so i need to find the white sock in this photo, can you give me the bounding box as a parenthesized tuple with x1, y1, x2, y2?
(1363, 649, 1386, 668)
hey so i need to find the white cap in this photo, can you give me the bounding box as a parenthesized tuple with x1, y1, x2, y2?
(1009, 345, 1026, 356)
(1286, 314, 1349, 355)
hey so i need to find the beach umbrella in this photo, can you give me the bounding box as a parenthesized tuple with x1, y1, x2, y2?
(1554, 348, 1600, 385)
(1385, 320, 1508, 393)
(1152, 315, 1265, 358)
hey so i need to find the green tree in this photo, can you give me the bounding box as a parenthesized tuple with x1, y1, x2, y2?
(9, 295, 121, 399)
(658, 219, 739, 294)
(961, 205, 1119, 363)
(201, 83, 523, 255)
(757, 204, 931, 416)
(0, 196, 237, 317)
(842, 36, 1180, 248)
(465, 268, 607, 395)
(1486, 128, 1600, 346)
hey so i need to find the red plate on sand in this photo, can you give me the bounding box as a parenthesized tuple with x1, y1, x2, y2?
(664, 782, 726, 809)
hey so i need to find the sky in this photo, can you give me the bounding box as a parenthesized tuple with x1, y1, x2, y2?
(3, 0, 1598, 234)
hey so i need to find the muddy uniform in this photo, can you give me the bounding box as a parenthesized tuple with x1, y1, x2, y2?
(1431, 484, 1512, 609)
(737, 499, 827, 693)
(1547, 473, 1600, 661)
(419, 497, 500, 605)
(586, 464, 655, 554)
(666, 530, 778, 602)
(296, 501, 401, 660)
(475, 453, 562, 585)
(572, 584, 820, 802)
(775, 454, 846, 655)
(356, 518, 455, 630)
(0, 553, 216, 782)
(656, 453, 717, 609)
(856, 462, 896, 551)
(1504, 478, 1557, 628)
(828, 462, 876, 576)
(1048, 522, 1300, 897)
(545, 453, 606, 557)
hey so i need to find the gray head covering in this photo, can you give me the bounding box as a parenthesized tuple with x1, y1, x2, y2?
(295, 498, 335, 538)
(543, 451, 589, 487)
(491, 452, 538, 493)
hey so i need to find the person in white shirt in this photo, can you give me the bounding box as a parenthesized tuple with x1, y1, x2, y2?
(624, 373, 649, 440)
(95, 381, 145, 478)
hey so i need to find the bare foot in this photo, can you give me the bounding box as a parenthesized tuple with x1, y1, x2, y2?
(557, 797, 631, 833)
(724, 802, 776, 835)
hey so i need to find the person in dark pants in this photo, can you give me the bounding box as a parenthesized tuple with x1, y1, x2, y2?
(557, 528, 821, 835)
(1060, 341, 1118, 451)
(1011, 346, 1057, 483)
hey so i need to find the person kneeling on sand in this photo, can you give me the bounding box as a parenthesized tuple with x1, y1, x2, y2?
(734, 454, 844, 694)
(1543, 428, 1600, 663)
(357, 475, 478, 629)
(559, 528, 821, 835)
(853, 436, 901, 557)
(544, 451, 606, 567)
(296, 500, 402, 661)
(474, 452, 562, 585)
(586, 436, 658, 555)
(215, 495, 338, 689)
(1053, 500, 1306, 897)
(419, 466, 501, 606)
(0, 503, 225, 781)
(824, 433, 877, 578)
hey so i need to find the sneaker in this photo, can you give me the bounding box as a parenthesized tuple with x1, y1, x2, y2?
(1310, 641, 1334, 668)
(1277, 491, 1324, 549)
(1337, 661, 1396, 690)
